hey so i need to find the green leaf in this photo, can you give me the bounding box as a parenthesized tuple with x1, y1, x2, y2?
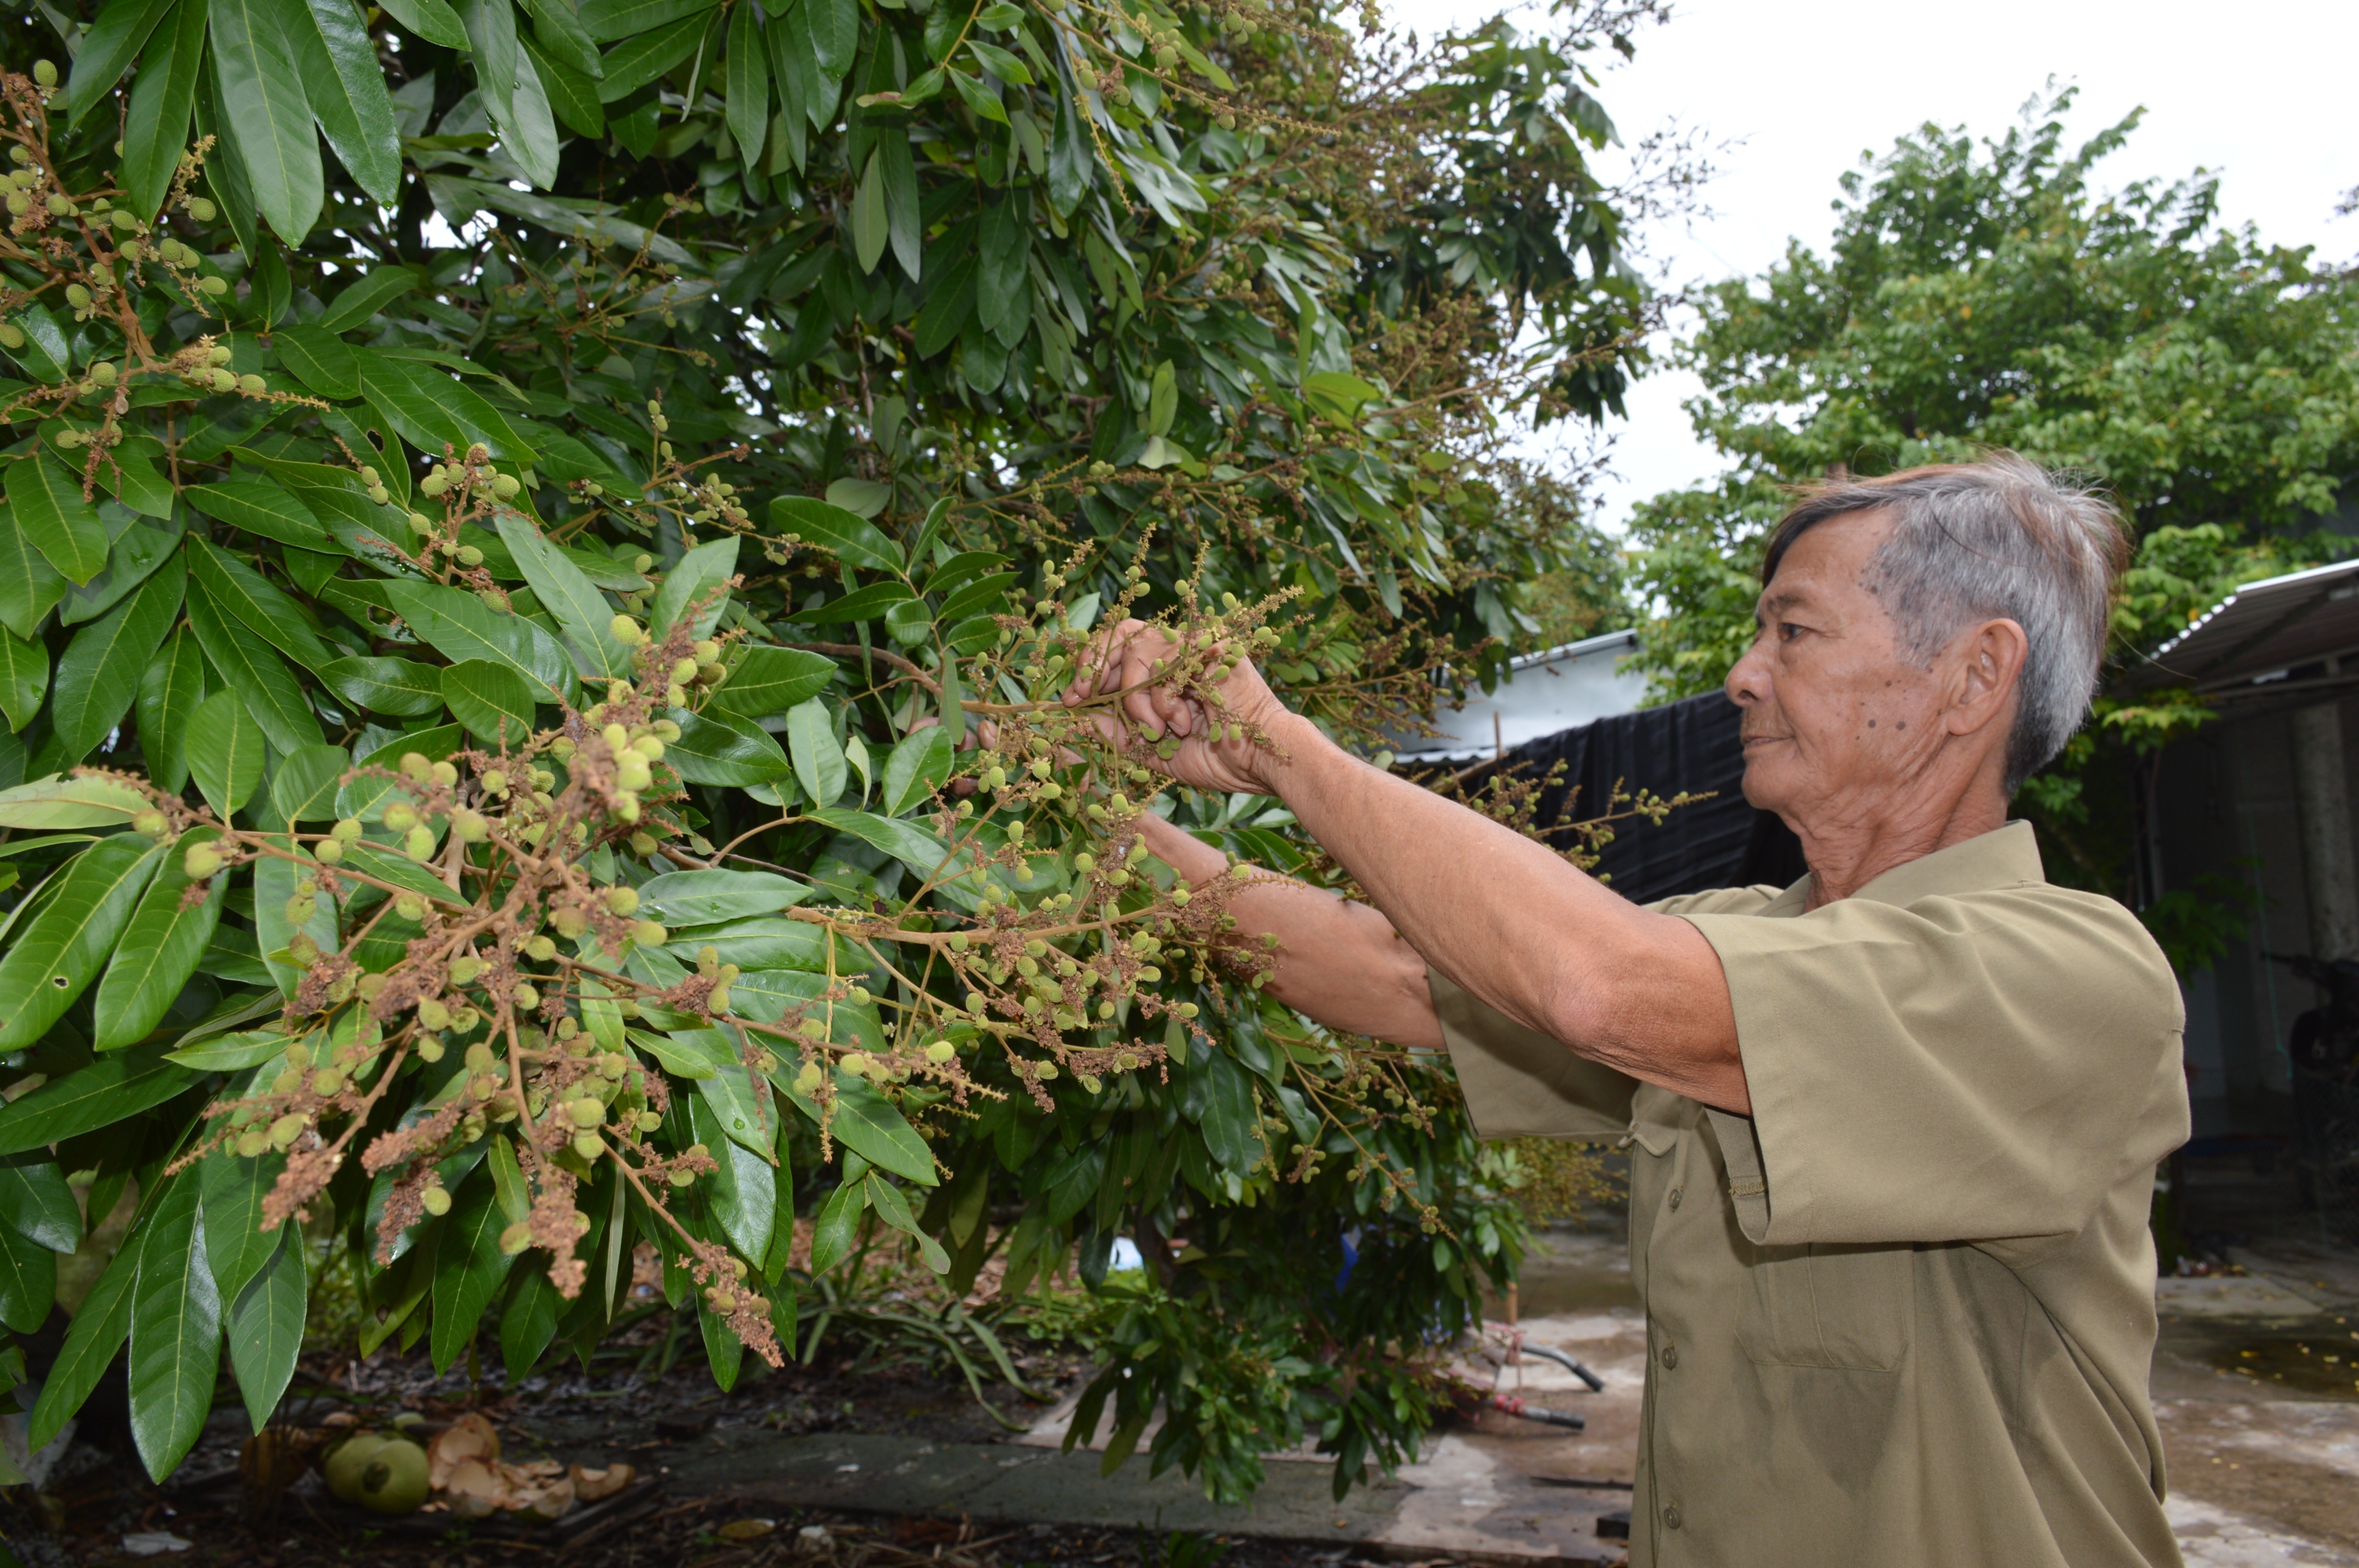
(663, 706, 791, 786)
(49, 565, 184, 763)
(296, 0, 405, 203)
(0, 1043, 196, 1156)
(128, 1172, 222, 1481)
(576, 0, 714, 41)
(1147, 360, 1177, 437)
(322, 655, 445, 718)
(912, 249, 977, 359)
(501, 27, 565, 188)
(487, 1134, 529, 1223)
(0, 1155, 81, 1253)
(270, 742, 350, 824)
(93, 828, 228, 1050)
(638, 869, 812, 925)
(1193, 1048, 1266, 1176)
(0, 628, 48, 733)
(798, 581, 917, 625)
(7, 454, 111, 586)
(28, 1236, 136, 1451)
(647, 535, 740, 639)
(785, 1070, 936, 1186)
(499, 1266, 563, 1381)
(495, 512, 628, 682)
(1048, 72, 1093, 216)
(1302, 370, 1381, 422)
(430, 1169, 517, 1374)
(708, 646, 833, 720)
(0, 1225, 56, 1335)
(0, 502, 70, 639)
(977, 186, 1031, 341)
(691, 1092, 775, 1262)
(725, 1, 769, 166)
(520, 30, 605, 137)
(188, 539, 334, 677)
(850, 148, 888, 274)
(210, 0, 325, 243)
(253, 835, 337, 998)
(524, 0, 602, 75)
(68, 0, 180, 126)
(138, 629, 208, 793)
(187, 688, 266, 816)
(200, 1146, 284, 1309)
(0, 775, 152, 831)
(809, 1175, 865, 1273)
(808, 806, 960, 881)
(383, 580, 572, 696)
(786, 698, 846, 806)
(315, 266, 419, 335)
(166, 1028, 288, 1070)
(379, 0, 467, 45)
(441, 658, 541, 747)
(967, 39, 1032, 84)
(624, 1027, 713, 1079)
(0, 837, 167, 1053)
(122, 0, 211, 220)
(226, 1225, 306, 1432)
(948, 66, 1008, 125)
(358, 351, 536, 464)
(768, 497, 903, 573)
(271, 324, 361, 399)
(881, 724, 955, 816)
(594, 11, 706, 99)
(61, 519, 179, 625)
(184, 579, 320, 753)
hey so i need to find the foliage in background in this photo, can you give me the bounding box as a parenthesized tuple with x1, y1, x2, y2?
(1620, 88, 2359, 942)
(0, 0, 1661, 1506)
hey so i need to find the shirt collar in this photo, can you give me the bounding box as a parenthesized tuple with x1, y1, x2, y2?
(1774, 820, 2047, 914)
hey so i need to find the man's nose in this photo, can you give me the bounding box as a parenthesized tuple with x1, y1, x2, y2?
(1726, 638, 1769, 707)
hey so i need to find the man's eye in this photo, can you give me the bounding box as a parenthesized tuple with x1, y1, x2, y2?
(1779, 622, 1805, 642)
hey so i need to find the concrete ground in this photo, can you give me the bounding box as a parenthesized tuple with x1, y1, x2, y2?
(673, 1220, 2359, 1567)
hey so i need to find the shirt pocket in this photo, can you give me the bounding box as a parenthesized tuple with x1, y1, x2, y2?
(1735, 1242, 1915, 1371)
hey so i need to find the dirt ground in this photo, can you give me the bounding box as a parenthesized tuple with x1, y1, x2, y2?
(5, 1151, 2356, 1568)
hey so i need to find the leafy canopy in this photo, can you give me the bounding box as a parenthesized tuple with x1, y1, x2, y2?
(0, 0, 1657, 1504)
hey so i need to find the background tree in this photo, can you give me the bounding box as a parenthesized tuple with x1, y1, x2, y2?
(1623, 88, 2359, 937)
(0, 0, 1663, 1507)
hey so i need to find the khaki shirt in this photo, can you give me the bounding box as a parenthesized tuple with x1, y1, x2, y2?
(1433, 822, 2190, 1567)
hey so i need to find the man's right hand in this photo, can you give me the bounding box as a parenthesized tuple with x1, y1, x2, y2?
(1071, 618, 1304, 795)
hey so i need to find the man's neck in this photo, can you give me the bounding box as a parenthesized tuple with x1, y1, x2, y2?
(1795, 789, 2011, 909)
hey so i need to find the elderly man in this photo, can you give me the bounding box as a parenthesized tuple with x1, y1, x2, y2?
(1094, 458, 2190, 1567)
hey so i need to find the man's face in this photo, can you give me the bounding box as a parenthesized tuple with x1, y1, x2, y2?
(1724, 509, 1954, 821)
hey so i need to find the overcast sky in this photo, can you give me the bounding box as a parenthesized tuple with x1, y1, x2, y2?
(1380, 0, 2359, 530)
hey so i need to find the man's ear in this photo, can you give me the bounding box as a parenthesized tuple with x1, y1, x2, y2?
(1945, 618, 2029, 737)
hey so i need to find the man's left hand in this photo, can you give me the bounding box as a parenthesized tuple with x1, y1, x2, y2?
(1070, 618, 1297, 795)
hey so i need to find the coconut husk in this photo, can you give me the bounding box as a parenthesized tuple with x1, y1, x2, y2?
(571, 1463, 635, 1503)
(507, 1472, 577, 1524)
(440, 1457, 509, 1519)
(427, 1413, 500, 1491)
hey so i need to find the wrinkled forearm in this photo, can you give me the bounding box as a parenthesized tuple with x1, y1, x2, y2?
(1249, 714, 1750, 1112)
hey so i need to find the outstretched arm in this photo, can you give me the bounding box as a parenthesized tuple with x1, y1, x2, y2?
(1083, 623, 1749, 1113)
(1133, 814, 1442, 1049)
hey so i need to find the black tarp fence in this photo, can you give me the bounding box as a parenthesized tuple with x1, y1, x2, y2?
(1476, 691, 1806, 906)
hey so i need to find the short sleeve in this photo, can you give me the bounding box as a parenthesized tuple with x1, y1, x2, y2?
(1681, 886, 2189, 1249)
(1430, 971, 1636, 1139)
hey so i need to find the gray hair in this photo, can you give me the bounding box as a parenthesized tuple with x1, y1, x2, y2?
(1759, 456, 2128, 793)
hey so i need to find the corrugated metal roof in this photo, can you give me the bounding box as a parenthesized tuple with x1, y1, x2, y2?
(2127, 557, 2359, 693)
(1392, 628, 1647, 763)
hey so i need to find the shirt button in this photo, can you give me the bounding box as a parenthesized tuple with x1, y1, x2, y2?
(1661, 1343, 1679, 1369)
(1667, 1186, 1683, 1210)
(1664, 1504, 1684, 1530)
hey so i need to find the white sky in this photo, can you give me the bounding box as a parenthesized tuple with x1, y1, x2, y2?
(1381, 0, 2359, 531)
